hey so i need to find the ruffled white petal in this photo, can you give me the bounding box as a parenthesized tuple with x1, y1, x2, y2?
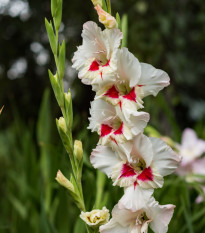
(119, 185, 154, 211)
(150, 137, 180, 176)
(138, 63, 170, 98)
(88, 99, 116, 132)
(72, 21, 106, 69)
(131, 134, 153, 167)
(116, 106, 150, 136)
(100, 219, 129, 233)
(90, 145, 121, 177)
(146, 198, 175, 233)
(103, 28, 123, 61)
(116, 48, 141, 87)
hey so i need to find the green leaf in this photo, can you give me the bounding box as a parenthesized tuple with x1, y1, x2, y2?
(45, 18, 57, 55)
(51, 0, 57, 17)
(181, 195, 194, 233)
(106, 0, 111, 14)
(74, 218, 86, 233)
(48, 70, 64, 108)
(37, 88, 51, 145)
(56, 118, 72, 156)
(8, 194, 27, 219)
(116, 13, 121, 30)
(121, 14, 128, 48)
(95, 170, 106, 209)
(102, 0, 107, 12)
(59, 40, 66, 80)
(54, 0, 62, 31)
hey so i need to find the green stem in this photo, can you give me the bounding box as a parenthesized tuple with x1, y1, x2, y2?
(106, 0, 111, 14)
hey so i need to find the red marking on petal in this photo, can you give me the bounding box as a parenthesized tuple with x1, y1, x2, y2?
(137, 85, 144, 87)
(100, 124, 113, 137)
(114, 122, 123, 135)
(104, 85, 119, 99)
(100, 71, 103, 80)
(123, 88, 136, 102)
(89, 60, 99, 71)
(110, 136, 118, 145)
(134, 181, 138, 190)
(119, 163, 136, 178)
(119, 101, 122, 109)
(137, 167, 153, 181)
(103, 59, 110, 67)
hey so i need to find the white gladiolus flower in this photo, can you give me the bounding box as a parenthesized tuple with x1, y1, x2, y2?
(91, 134, 180, 210)
(88, 99, 149, 158)
(96, 48, 170, 121)
(80, 207, 110, 227)
(100, 198, 175, 233)
(72, 21, 123, 90)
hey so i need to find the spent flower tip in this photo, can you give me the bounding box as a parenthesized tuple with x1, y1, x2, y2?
(91, 0, 102, 7)
(74, 140, 83, 162)
(0, 106, 4, 115)
(56, 170, 75, 193)
(95, 4, 118, 29)
(80, 207, 110, 227)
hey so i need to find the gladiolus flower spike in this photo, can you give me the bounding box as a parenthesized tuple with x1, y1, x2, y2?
(71, 1, 179, 232)
(46, 0, 180, 232)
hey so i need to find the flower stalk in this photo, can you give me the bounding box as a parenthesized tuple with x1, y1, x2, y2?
(45, 1, 94, 232)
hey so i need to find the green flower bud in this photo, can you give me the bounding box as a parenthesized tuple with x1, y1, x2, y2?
(58, 117, 67, 133)
(56, 118, 72, 155)
(74, 140, 83, 162)
(56, 170, 75, 193)
(64, 90, 73, 129)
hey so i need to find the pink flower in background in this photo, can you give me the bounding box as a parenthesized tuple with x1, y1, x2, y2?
(177, 128, 205, 166)
(100, 197, 175, 233)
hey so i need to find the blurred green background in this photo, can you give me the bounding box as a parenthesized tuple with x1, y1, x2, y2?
(0, 0, 205, 232)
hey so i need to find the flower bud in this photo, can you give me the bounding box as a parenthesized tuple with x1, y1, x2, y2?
(64, 91, 73, 129)
(95, 4, 118, 29)
(80, 207, 110, 227)
(74, 140, 83, 162)
(58, 117, 67, 133)
(56, 170, 75, 193)
(64, 92, 71, 104)
(91, 0, 102, 7)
